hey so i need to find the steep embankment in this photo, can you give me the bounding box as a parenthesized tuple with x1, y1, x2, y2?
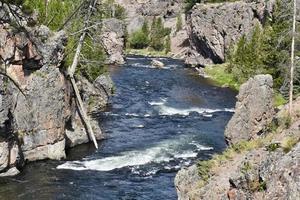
(185, 0, 275, 66)
(0, 3, 112, 176)
(175, 75, 300, 199)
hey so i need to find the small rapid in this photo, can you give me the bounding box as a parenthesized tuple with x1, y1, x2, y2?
(0, 55, 237, 200)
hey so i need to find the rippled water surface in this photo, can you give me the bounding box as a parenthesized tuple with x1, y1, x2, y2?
(0, 56, 237, 200)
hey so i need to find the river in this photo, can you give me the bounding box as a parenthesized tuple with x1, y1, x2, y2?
(0, 56, 237, 200)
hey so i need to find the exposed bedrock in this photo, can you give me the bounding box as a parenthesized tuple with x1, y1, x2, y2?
(185, 0, 276, 66)
(0, 7, 112, 176)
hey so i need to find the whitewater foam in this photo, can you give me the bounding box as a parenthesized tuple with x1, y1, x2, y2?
(57, 136, 213, 172)
(158, 105, 234, 116)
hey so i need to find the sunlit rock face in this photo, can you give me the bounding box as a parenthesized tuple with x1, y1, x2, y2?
(185, 0, 276, 66)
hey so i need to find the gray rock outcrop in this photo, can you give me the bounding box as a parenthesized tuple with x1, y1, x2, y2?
(0, 7, 112, 176)
(185, 0, 275, 66)
(100, 18, 125, 65)
(225, 75, 274, 145)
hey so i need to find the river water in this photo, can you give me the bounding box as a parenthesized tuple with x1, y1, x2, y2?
(0, 56, 236, 200)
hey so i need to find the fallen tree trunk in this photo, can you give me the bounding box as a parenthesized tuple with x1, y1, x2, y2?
(67, 0, 99, 149)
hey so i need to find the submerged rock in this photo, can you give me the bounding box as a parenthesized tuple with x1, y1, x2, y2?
(225, 75, 274, 145)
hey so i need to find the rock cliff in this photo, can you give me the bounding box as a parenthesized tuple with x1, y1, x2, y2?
(175, 75, 300, 199)
(185, 0, 275, 66)
(0, 4, 111, 176)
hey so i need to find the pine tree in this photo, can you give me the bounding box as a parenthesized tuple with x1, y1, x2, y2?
(165, 35, 171, 54)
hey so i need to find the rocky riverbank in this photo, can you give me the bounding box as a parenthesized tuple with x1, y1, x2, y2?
(0, 4, 112, 176)
(175, 74, 300, 199)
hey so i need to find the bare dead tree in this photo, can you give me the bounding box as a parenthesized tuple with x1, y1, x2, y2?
(289, 0, 297, 115)
(67, 0, 99, 149)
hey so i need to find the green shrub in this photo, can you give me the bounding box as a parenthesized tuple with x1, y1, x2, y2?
(76, 37, 108, 81)
(150, 17, 171, 51)
(128, 29, 150, 49)
(197, 160, 213, 181)
(266, 143, 280, 152)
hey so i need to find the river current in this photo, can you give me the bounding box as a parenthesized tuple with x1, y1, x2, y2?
(0, 56, 236, 200)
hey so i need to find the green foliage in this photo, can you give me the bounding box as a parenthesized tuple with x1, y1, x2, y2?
(249, 179, 267, 192)
(274, 92, 288, 107)
(76, 37, 108, 82)
(197, 160, 213, 181)
(150, 17, 171, 51)
(204, 64, 240, 90)
(128, 17, 171, 52)
(227, 25, 270, 84)
(176, 14, 183, 33)
(278, 112, 292, 129)
(241, 161, 252, 174)
(266, 143, 280, 152)
(23, 0, 80, 31)
(226, 0, 294, 99)
(164, 35, 171, 54)
(142, 20, 150, 36)
(128, 29, 150, 49)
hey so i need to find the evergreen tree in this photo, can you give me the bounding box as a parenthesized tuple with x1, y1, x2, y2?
(165, 35, 171, 54)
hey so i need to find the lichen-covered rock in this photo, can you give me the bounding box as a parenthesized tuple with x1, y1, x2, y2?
(225, 75, 274, 145)
(100, 18, 125, 65)
(185, 0, 275, 66)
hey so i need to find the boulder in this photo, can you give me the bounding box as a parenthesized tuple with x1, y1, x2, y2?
(225, 75, 274, 145)
(100, 18, 125, 65)
(151, 59, 164, 68)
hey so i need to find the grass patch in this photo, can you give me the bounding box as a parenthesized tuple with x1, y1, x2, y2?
(282, 136, 299, 153)
(274, 92, 287, 107)
(204, 64, 240, 90)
